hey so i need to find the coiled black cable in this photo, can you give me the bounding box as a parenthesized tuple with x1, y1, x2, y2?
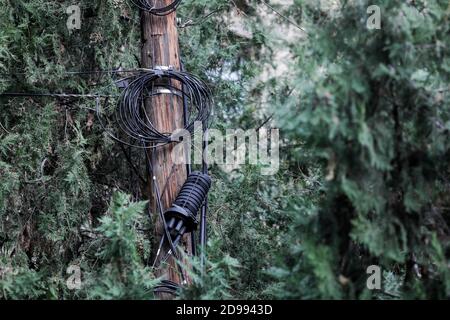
(99, 68, 212, 148)
(131, 0, 182, 16)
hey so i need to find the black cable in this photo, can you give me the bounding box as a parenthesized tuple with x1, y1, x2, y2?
(0, 69, 139, 77)
(178, 8, 224, 28)
(145, 148, 179, 260)
(112, 69, 212, 148)
(131, 0, 182, 16)
(117, 140, 147, 184)
(0, 92, 113, 99)
(145, 145, 187, 284)
(199, 118, 209, 273)
(181, 60, 197, 257)
(96, 97, 170, 150)
(0, 69, 211, 150)
(260, 0, 308, 34)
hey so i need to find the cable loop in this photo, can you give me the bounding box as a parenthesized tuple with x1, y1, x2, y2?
(108, 68, 212, 148)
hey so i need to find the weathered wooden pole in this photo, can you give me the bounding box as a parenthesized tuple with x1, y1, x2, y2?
(140, 1, 192, 297)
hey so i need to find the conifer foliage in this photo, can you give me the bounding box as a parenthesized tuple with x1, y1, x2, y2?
(0, 0, 449, 300)
(272, 0, 450, 299)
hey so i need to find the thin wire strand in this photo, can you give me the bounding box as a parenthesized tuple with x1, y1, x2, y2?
(260, 0, 308, 34)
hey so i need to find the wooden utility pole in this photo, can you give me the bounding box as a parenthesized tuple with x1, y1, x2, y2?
(140, 2, 192, 296)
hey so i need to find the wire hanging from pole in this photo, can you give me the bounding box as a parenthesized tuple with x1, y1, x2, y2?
(199, 118, 209, 273)
(181, 61, 197, 257)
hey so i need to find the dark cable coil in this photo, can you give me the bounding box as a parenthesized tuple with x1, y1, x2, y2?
(131, 0, 182, 16)
(165, 171, 211, 242)
(104, 68, 212, 148)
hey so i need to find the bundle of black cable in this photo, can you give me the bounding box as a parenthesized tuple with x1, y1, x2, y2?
(165, 171, 211, 242)
(114, 68, 212, 148)
(130, 0, 182, 16)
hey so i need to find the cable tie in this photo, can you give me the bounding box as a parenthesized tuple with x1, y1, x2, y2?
(154, 65, 173, 71)
(154, 66, 172, 77)
(169, 134, 182, 143)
